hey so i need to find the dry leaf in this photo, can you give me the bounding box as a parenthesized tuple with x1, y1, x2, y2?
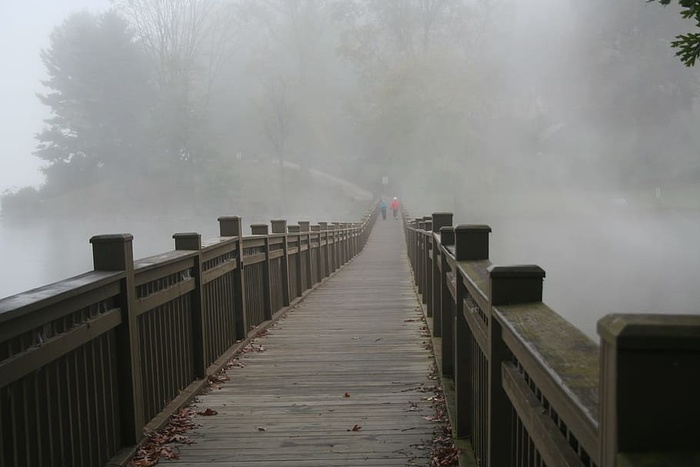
(197, 408, 218, 416)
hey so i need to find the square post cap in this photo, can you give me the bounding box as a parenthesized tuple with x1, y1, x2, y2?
(598, 314, 700, 350)
(218, 216, 242, 237)
(454, 224, 492, 261)
(271, 219, 287, 234)
(432, 212, 453, 232)
(173, 232, 201, 250)
(440, 226, 455, 246)
(488, 265, 546, 306)
(250, 224, 269, 235)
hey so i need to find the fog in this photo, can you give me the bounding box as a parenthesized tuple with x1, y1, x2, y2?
(2, 0, 700, 337)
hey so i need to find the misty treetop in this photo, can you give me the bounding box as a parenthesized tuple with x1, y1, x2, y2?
(36, 10, 153, 192)
(17, 0, 700, 214)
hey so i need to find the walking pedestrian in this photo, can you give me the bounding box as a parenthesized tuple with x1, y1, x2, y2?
(390, 197, 400, 219)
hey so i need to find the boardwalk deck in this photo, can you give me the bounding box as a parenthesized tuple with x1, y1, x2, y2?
(163, 217, 437, 466)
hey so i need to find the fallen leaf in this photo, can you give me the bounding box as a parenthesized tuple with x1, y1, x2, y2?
(197, 408, 218, 416)
(344, 393, 351, 398)
(348, 424, 362, 432)
(256, 427, 267, 431)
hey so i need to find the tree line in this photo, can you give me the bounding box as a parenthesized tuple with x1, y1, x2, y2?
(5, 0, 700, 214)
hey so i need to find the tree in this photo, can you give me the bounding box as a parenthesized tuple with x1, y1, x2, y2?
(36, 10, 153, 192)
(335, 0, 494, 190)
(648, 0, 700, 66)
(116, 0, 239, 169)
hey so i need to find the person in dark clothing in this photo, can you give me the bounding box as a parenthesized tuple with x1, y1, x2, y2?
(379, 199, 388, 220)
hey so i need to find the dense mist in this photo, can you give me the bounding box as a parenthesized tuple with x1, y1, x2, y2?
(2, 0, 700, 336)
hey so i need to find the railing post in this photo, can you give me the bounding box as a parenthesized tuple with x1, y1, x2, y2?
(299, 221, 312, 291)
(437, 226, 455, 341)
(409, 220, 416, 271)
(417, 219, 426, 291)
(332, 222, 341, 267)
(352, 222, 359, 258)
(348, 223, 353, 260)
(454, 225, 490, 438)
(437, 224, 459, 378)
(311, 225, 321, 284)
(218, 216, 247, 339)
(288, 225, 303, 296)
(90, 234, 144, 445)
(173, 232, 207, 378)
(488, 264, 546, 467)
(329, 224, 338, 272)
(341, 223, 348, 264)
(337, 223, 344, 266)
(271, 219, 290, 307)
(319, 222, 329, 278)
(251, 224, 272, 320)
(432, 213, 453, 338)
(598, 314, 700, 466)
(424, 217, 433, 312)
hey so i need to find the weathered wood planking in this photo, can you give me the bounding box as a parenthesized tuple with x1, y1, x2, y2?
(164, 219, 437, 466)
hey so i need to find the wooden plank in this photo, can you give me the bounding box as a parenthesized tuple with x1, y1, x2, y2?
(201, 260, 237, 285)
(161, 219, 436, 466)
(0, 309, 121, 387)
(244, 253, 266, 266)
(0, 271, 123, 323)
(201, 239, 237, 263)
(0, 281, 121, 343)
(134, 254, 196, 287)
(495, 303, 599, 459)
(135, 279, 195, 316)
(502, 362, 584, 467)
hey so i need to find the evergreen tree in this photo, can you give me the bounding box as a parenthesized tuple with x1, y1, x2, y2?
(36, 10, 153, 192)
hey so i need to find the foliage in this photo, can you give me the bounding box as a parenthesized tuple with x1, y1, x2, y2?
(0, 187, 42, 215)
(649, 0, 700, 66)
(21, 0, 700, 214)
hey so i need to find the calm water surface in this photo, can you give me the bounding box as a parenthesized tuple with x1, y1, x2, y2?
(2, 211, 700, 338)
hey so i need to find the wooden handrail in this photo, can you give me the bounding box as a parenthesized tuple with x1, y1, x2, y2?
(0, 201, 379, 467)
(403, 209, 700, 467)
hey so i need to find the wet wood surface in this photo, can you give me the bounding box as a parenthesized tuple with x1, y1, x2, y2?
(165, 218, 436, 466)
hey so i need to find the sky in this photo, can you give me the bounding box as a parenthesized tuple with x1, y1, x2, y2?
(0, 0, 111, 193)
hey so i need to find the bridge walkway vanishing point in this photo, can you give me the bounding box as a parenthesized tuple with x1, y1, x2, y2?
(161, 217, 440, 466)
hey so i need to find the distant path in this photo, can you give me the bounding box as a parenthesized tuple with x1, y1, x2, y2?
(277, 159, 374, 201)
(165, 217, 436, 466)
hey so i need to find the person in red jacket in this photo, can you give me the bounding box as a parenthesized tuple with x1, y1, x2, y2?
(390, 197, 400, 219)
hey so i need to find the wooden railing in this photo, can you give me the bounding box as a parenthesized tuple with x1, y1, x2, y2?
(0, 206, 377, 467)
(404, 211, 700, 467)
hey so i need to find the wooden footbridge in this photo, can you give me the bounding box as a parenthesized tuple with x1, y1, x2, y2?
(1, 204, 700, 467)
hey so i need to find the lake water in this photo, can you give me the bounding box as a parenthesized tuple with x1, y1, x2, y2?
(2, 210, 700, 339)
(0, 213, 262, 299)
(485, 210, 700, 337)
